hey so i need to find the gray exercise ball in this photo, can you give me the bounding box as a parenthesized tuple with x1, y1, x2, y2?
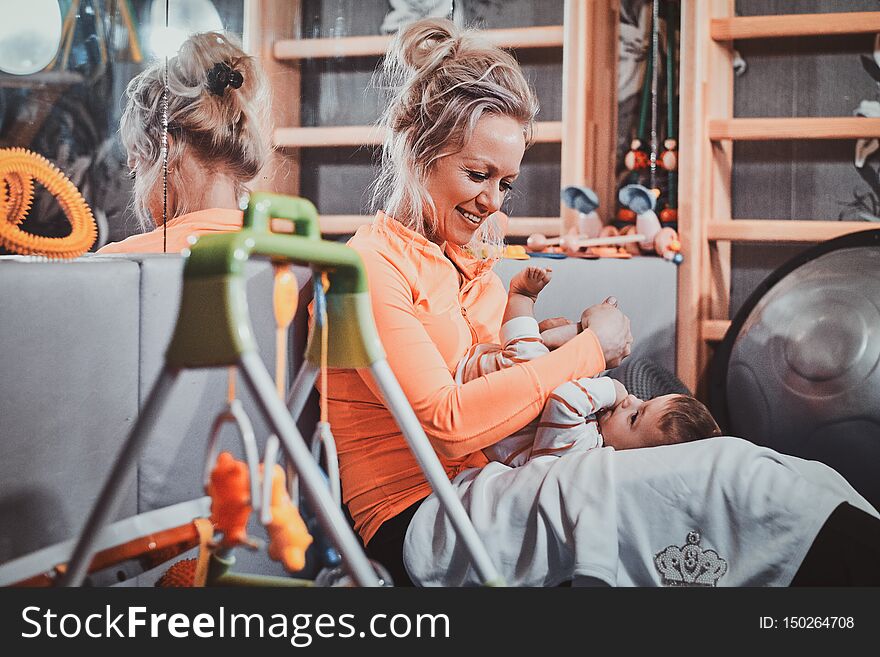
(713, 231, 880, 509)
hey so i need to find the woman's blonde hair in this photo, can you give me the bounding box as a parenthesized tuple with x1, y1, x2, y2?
(121, 31, 272, 230)
(372, 18, 538, 256)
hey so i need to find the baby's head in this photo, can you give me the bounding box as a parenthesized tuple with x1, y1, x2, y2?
(598, 393, 721, 450)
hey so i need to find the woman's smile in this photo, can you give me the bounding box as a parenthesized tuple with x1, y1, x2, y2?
(457, 207, 485, 226)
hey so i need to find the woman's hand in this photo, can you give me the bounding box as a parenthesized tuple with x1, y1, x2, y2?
(579, 297, 633, 368)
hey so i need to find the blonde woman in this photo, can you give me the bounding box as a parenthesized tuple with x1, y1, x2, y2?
(330, 18, 879, 587)
(98, 31, 271, 254)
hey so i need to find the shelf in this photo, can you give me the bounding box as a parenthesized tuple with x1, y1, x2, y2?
(0, 71, 84, 88)
(707, 220, 878, 243)
(318, 214, 561, 236)
(701, 320, 730, 343)
(274, 121, 563, 148)
(710, 12, 880, 41)
(708, 117, 880, 141)
(275, 25, 564, 60)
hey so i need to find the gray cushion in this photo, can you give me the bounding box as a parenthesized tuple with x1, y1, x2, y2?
(0, 257, 140, 564)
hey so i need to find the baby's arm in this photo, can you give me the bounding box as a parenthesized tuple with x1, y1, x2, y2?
(456, 315, 550, 384)
(503, 266, 552, 325)
(531, 376, 620, 458)
(540, 321, 578, 350)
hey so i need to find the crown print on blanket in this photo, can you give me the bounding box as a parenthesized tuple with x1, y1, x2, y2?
(654, 531, 728, 587)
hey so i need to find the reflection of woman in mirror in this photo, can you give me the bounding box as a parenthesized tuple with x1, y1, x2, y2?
(97, 31, 271, 254)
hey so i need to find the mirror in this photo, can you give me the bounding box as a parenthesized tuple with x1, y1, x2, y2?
(0, 0, 63, 75)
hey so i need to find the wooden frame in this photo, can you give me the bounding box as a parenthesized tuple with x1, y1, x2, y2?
(560, 0, 619, 234)
(249, 0, 619, 237)
(246, 0, 303, 196)
(677, 1, 880, 397)
(274, 121, 564, 148)
(274, 25, 565, 59)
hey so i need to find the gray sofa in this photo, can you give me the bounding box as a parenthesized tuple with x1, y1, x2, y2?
(0, 254, 317, 580)
(0, 252, 677, 582)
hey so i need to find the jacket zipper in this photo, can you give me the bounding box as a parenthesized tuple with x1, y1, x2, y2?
(460, 304, 478, 343)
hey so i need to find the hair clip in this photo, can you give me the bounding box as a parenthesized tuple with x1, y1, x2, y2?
(206, 62, 244, 96)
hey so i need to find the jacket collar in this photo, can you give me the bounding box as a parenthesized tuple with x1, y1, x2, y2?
(373, 211, 496, 282)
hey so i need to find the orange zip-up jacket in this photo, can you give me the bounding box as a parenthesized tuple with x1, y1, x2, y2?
(96, 208, 243, 254)
(328, 212, 607, 544)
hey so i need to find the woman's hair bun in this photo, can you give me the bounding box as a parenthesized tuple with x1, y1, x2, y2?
(206, 61, 244, 96)
(394, 17, 460, 72)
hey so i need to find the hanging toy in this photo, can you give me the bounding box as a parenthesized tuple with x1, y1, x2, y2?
(0, 147, 97, 258)
(561, 185, 602, 239)
(659, 207, 678, 223)
(662, 0, 680, 223)
(203, 364, 262, 551)
(207, 451, 256, 549)
(624, 138, 650, 172)
(265, 463, 313, 572)
(659, 138, 678, 172)
(619, 184, 661, 253)
(260, 262, 302, 513)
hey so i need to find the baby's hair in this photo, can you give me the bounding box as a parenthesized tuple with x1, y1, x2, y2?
(121, 31, 272, 230)
(371, 17, 538, 257)
(657, 395, 723, 445)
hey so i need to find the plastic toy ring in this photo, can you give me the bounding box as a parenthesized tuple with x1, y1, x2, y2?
(2, 172, 34, 225)
(0, 147, 97, 258)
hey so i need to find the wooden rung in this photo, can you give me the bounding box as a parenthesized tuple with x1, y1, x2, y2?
(275, 25, 564, 60)
(711, 12, 880, 41)
(707, 220, 878, 242)
(702, 320, 731, 343)
(506, 217, 563, 236)
(318, 215, 372, 234)
(318, 215, 563, 236)
(709, 117, 880, 141)
(275, 121, 562, 148)
(275, 125, 383, 147)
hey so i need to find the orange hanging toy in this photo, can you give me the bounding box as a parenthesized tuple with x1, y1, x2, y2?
(207, 451, 254, 549)
(265, 463, 313, 572)
(0, 147, 97, 258)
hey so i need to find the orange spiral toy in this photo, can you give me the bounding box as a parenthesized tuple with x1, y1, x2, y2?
(0, 147, 97, 258)
(3, 172, 34, 225)
(265, 463, 313, 572)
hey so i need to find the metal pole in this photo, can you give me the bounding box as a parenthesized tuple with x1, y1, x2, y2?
(60, 366, 182, 586)
(286, 360, 320, 420)
(238, 352, 380, 587)
(368, 359, 503, 585)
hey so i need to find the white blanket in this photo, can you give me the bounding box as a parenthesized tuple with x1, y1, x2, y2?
(403, 437, 878, 587)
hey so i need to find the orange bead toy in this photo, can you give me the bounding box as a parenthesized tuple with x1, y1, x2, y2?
(659, 207, 678, 223)
(265, 463, 313, 572)
(616, 208, 636, 223)
(207, 451, 253, 548)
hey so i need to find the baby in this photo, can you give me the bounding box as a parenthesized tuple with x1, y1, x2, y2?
(455, 266, 721, 466)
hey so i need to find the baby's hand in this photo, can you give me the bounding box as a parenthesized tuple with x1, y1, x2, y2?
(611, 378, 628, 406)
(509, 266, 552, 300)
